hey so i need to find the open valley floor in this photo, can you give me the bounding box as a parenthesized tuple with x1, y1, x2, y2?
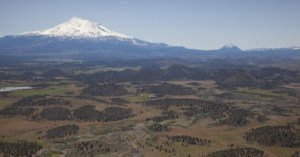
(1, 59, 300, 157)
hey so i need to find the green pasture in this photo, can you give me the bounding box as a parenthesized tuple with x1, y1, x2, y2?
(224, 89, 293, 99)
(0, 101, 9, 108)
(8, 88, 69, 97)
(35, 80, 84, 85)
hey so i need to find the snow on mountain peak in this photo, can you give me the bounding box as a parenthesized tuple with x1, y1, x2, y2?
(224, 44, 236, 48)
(20, 17, 133, 39)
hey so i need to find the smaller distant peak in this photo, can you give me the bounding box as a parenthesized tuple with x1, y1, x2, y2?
(220, 43, 242, 52)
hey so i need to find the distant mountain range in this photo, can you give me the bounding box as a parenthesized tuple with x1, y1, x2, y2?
(0, 17, 299, 59)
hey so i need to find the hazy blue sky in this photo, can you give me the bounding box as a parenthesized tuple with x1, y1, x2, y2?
(0, 0, 299, 50)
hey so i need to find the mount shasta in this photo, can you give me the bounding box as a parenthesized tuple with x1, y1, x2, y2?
(0, 17, 299, 59)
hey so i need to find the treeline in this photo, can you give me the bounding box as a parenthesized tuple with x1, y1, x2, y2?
(46, 124, 79, 139)
(11, 96, 71, 107)
(0, 141, 43, 157)
(148, 124, 172, 132)
(245, 125, 300, 147)
(81, 83, 128, 96)
(140, 83, 196, 95)
(168, 135, 211, 146)
(204, 148, 266, 157)
(11, 95, 45, 107)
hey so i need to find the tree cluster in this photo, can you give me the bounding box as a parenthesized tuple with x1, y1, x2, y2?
(148, 124, 172, 132)
(32, 107, 71, 121)
(245, 125, 300, 147)
(291, 151, 300, 157)
(168, 135, 211, 146)
(271, 106, 290, 116)
(66, 140, 120, 157)
(210, 109, 255, 127)
(11, 96, 71, 108)
(140, 83, 197, 95)
(110, 98, 129, 104)
(73, 105, 103, 122)
(186, 82, 201, 86)
(0, 141, 42, 157)
(208, 111, 226, 120)
(0, 107, 35, 116)
(143, 99, 228, 112)
(204, 147, 266, 157)
(103, 107, 134, 121)
(65, 91, 74, 95)
(256, 114, 269, 123)
(183, 106, 202, 117)
(73, 105, 135, 122)
(46, 124, 79, 139)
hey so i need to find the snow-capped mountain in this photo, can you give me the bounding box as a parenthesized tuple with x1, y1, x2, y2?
(219, 44, 242, 52)
(19, 17, 166, 47)
(222, 44, 236, 49)
(21, 17, 132, 39)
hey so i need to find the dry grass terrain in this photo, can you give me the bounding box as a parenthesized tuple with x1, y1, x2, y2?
(0, 79, 300, 157)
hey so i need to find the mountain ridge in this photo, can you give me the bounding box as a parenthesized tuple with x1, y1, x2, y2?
(0, 17, 299, 59)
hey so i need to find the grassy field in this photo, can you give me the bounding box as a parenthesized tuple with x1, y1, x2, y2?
(1, 80, 300, 157)
(73, 66, 141, 74)
(0, 100, 9, 108)
(8, 88, 69, 96)
(36, 80, 84, 85)
(224, 88, 295, 100)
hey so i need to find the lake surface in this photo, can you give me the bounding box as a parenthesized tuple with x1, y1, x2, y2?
(0, 87, 33, 92)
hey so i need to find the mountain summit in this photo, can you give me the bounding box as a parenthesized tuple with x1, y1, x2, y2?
(0, 17, 170, 57)
(14, 17, 169, 48)
(21, 17, 132, 39)
(219, 44, 242, 52)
